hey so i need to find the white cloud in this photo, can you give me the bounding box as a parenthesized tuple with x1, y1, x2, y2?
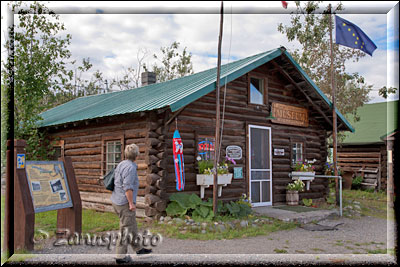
(1, 1, 398, 103)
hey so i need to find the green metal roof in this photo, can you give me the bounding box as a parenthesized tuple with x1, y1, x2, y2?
(340, 100, 398, 144)
(39, 47, 353, 132)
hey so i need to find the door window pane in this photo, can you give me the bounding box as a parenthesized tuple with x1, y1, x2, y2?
(250, 128, 270, 169)
(251, 171, 270, 181)
(261, 181, 271, 203)
(251, 182, 260, 203)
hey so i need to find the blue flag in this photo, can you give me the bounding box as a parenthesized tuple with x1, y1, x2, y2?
(335, 15, 377, 56)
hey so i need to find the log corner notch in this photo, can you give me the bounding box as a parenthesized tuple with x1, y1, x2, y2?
(144, 110, 169, 218)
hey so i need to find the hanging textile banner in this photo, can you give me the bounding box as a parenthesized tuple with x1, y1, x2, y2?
(173, 129, 185, 191)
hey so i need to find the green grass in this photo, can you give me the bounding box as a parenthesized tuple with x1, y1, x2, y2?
(148, 215, 297, 241)
(274, 248, 288, 253)
(34, 208, 123, 238)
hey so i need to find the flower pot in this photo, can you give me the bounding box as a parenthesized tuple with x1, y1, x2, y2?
(196, 174, 233, 198)
(291, 171, 315, 181)
(286, 190, 299, 206)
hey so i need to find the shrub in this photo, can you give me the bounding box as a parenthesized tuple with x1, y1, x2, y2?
(166, 193, 214, 221)
(352, 176, 363, 190)
(302, 198, 312, 207)
(165, 193, 252, 222)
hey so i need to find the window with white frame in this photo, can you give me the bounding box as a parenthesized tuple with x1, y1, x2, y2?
(105, 140, 122, 173)
(292, 142, 304, 164)
(249, 77, 264, 105)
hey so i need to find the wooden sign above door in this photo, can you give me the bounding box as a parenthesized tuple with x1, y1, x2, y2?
(271, 102, 309, 127)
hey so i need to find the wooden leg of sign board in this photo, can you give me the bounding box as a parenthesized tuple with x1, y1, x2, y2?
(14, 140, 35, 251)
(56, 156, 82, 239)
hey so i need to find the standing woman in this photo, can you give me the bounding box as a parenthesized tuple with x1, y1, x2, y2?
(111, 143, 152, 264)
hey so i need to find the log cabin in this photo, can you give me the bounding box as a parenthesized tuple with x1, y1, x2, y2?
(39, 47, 354, 220)
(337, 100, 398, 191)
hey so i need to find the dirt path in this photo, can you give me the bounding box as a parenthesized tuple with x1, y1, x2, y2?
(33, 215, 392, 255)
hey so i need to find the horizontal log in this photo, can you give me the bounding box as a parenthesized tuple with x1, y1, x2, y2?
(338, 152, 381, 158)
(338, 158, 379, 163)
(72, 162, 101, 169)
(65, 147, 101, 156)
(147, 138, 161, 147)
(146, 155, 159, 165)
(156, 190, 169, 200)
(145, 206, 158, 217)
(75, 169, 101, 176)
(62, 134, 102, 145)
(147, 173, 161, 185)
(70, 155, 102, 162)
(64, 141, 101, 150)
(145, 194, 161, 205)
(148, 131, 160, 139)
(338, 163, 379, 168)
(145, 185, 157, 195)
(154, 200, 167, 212)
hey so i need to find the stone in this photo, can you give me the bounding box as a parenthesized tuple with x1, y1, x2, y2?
(174, 218, 184, 224)
(183, 227, 187, 230)
(254, 219, 259, 223)
(188, 219, 194, 223)
(159, 216, 164, 222)
(167, 221, 173, 225)
(240, 220, 248, 228)
(164, 216, 172, 222)
(201, 230, 206, 234)
(217, 224, 226, 232)
(252, 224, 257, 228)
(201, 223, 208, 229)
(354, 205, 361, 210)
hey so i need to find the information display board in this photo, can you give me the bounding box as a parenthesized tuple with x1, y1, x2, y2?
(25, 161, 73, 213)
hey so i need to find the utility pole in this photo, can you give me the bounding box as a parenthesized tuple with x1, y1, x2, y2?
(328, 4, 340, 205)
(213, 1, 224, 214)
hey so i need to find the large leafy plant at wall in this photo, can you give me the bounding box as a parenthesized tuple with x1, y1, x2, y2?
(166, 193, 215, 222)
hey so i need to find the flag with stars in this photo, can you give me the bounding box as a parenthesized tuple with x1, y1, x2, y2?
(335, 15, 377, 56)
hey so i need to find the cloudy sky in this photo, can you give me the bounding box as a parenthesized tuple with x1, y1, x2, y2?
(1, 1, 399, 103)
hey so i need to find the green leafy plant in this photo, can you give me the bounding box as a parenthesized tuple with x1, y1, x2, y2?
(166, 193, 214, 221)
(197, 160, 214, 175)
(302, 198, 313, 207)
(286, 179, 305, 192)
(352, 176, 363, 190)
(224, 201, 252, 218)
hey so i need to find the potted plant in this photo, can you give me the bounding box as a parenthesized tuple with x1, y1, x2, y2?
(291, 159, 316, 190)
(286, 179, 305, 206)
(196, 156, 235, 198)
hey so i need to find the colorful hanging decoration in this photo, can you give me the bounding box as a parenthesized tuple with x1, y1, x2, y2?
(172, 129, 185, 191)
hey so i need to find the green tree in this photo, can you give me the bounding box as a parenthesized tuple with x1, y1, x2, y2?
(378, 86, 398, 99)
(144, 41, 194, 83)
(1, 1, 75, 159)
(277, 1, 372, 122)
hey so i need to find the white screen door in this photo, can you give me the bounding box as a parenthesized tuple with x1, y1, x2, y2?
(249, 125, 272, 206)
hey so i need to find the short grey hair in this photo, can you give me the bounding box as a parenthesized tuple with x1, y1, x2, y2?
(124, 144, 139, 161)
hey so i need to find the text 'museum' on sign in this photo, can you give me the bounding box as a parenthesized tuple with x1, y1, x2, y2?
(25, 161, 73, 213)
(271, 102, 309, 127)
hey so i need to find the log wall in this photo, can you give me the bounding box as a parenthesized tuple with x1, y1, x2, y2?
(47, 112, 165, 219)
(337, 144, 388, 191)
(165, 62, 329, 205)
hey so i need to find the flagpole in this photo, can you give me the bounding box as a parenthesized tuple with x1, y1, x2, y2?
(328, 4, 339, 206)
(213, 1, 224, 214)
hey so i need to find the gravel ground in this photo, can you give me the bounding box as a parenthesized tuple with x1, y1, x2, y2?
(30, 215, 393, 255)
